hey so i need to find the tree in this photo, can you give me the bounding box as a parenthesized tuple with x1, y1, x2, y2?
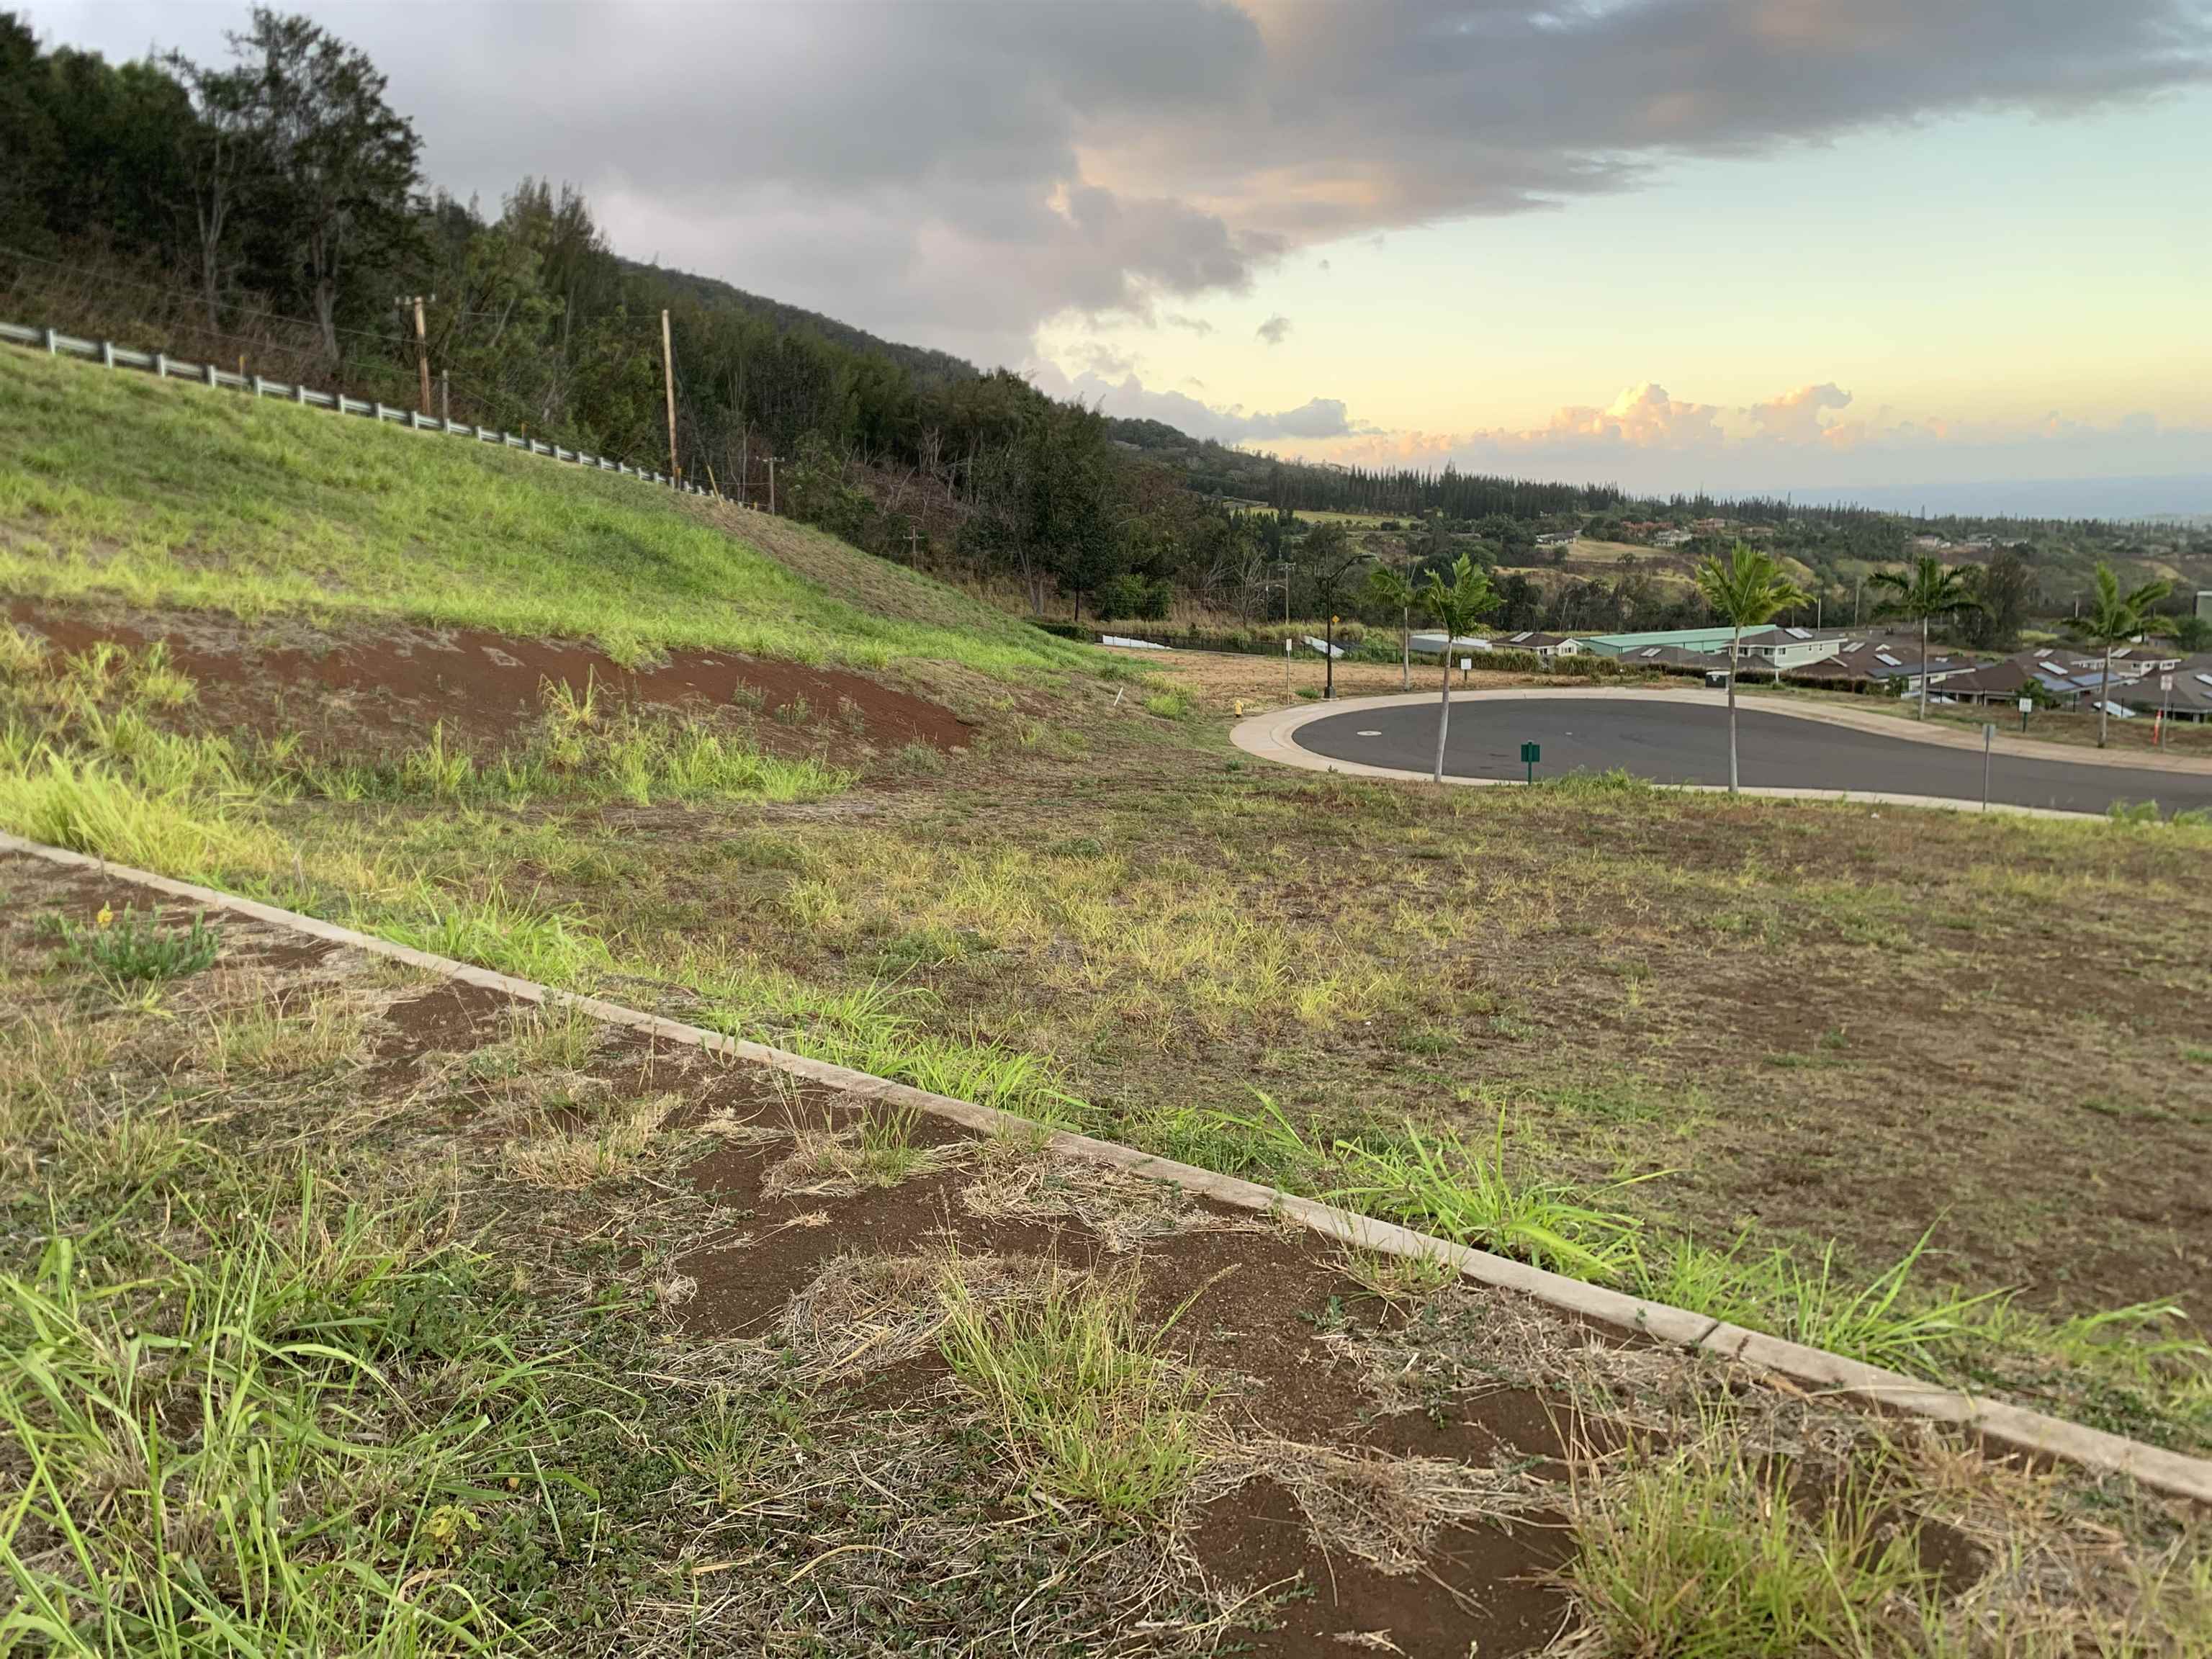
(1958, 545, 2033, 652)
(2073, 562, 2172, 748)
(2161, 612, 2212, 655)
(1365, 562, 1416, 691)
(1292, 521, 1370, 700)
(1419, 554, 1499, 784)
(1869, 555, 1977, 722)
(1694, 542, 1804, 795)
(163, 46, 258, 329)
(228, 9, 421, 364)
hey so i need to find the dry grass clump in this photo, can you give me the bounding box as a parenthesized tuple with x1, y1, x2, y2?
(776, 1247, 1057, 1382)
(466, 998, 601, 1079)
(760, 1094, 966, 1197)
(198, 988, 368, 1081)
(1892, 1431, 2212, 1657)
(1202, 1438, 1547, 1575)
(1336, 1241, 1461, 1306)
(500, 1091, 676, 1190)
(961, 1130, 1257, 1251)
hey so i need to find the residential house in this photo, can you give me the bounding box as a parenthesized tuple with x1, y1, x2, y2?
(2113, 660, 2212, 724)
(1477, 630, 1584, 660)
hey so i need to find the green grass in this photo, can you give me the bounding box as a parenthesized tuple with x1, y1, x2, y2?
(938, 1263, 1208, 1519)
(1331, 1112, 1654, 1280)
(0, 348, 1089, 679)
(1560, 1426, 1934, 1659)
(0, 1176, 554, 1656)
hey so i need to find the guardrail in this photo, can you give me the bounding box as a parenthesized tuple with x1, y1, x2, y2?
(1, 318, 709, 496)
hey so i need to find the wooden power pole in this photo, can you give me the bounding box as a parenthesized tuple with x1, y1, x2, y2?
(410, 295, 431, 416)
(660, 309, 679, 479)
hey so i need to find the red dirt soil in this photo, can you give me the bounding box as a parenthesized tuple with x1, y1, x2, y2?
(8, 599, 971, 758)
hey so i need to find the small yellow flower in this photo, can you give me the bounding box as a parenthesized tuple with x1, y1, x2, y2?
(95, 905, 114, 930)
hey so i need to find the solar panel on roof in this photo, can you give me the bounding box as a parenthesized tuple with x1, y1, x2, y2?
(2198, 673, 2212, 688)
(1785, 627, 1809, 639)
(1875, 652, 1900, 666)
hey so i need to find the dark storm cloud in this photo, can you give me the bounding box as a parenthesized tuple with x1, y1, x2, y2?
(27, 0, 2212, 364)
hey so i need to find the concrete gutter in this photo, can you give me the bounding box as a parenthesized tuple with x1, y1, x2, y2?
(1231, 687, 2113, 820)
(6, 827, 2209, 1506)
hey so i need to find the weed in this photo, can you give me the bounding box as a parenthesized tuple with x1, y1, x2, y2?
(200, 992, 365, 1080)
(0, 625, 47, 680)
(53, 902, 220, 985)
(1558, 1426, 1933, 1659)
(896, 739, 946, 774)
(1337, 1244, 1460, 1306)
(1331, 1111, 1649, 1280)
(374, 887, 613, 985)
(938, 1261, 1209, 1518)
(1142, 687, 1195, 720)
(130, 640, 197, 708)
(773, 693, 812, 727)
(1635, 1228, 2005, 1375)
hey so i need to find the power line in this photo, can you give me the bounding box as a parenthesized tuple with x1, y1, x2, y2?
(0, 242, 405, 346)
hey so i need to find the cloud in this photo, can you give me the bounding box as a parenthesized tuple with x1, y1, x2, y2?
(1745, 383, 1853, 444)
(1030, 362, 1361, 444)
(1254, 313, 1292, 346)
(1268, 383, 2212, 501)
(30, 0, 2207, 368)
(1162, 313, 1215, 335)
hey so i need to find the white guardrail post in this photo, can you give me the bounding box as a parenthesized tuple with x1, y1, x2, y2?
(1, 314, 727, 501)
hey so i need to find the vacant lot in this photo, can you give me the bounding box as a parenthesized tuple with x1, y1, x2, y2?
(11, 846, 2212, 1654)
(3, 351, 2208, 1462)
(5, 602, 2209, 1455)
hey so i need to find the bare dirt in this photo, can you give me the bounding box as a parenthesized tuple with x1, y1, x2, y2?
(8, 598, 971, 760)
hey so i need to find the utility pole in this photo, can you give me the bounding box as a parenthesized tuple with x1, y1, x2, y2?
(410, 295, 431, 416)
(766, 455, 778, 516)
(907, 524, 922, 564)
(660, 309, 679, 479)
(438, 369, 449, 426)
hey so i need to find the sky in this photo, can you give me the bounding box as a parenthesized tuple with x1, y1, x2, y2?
(26, 0, 2212, 513)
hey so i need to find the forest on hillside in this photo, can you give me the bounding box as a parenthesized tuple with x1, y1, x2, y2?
(3, 6, 2202, 636)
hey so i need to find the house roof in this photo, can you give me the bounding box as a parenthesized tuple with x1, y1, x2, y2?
(2113, 670, 2212, 715)
(1483, 631, 1569, 649)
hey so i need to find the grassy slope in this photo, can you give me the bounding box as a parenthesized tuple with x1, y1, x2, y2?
(0, 346, 1084, 678)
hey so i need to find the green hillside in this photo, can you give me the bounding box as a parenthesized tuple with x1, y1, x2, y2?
(0, 348, 1082, 679)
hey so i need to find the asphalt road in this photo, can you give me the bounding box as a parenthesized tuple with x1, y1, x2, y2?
(1291, 696, 2212, 816)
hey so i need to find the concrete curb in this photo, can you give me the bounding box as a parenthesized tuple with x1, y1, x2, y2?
(1231, 688, 2114, 820)
(6, 828, 2208, 1506)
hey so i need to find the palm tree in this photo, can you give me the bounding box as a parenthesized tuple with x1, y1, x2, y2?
(1694, 541, 1805, 795)
(1869, 556, 1978, 721)
(1419, 554, 1499, 784)
(2074, 562, 2173, 748)
(1365, 563, 1416, 690)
